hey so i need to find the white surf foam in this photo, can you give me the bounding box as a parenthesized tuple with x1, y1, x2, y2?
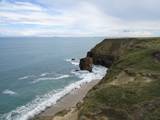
(2, 89, 17, 96)
(39, 72, 54, 77)
(31, 75, 70, 84)
(66, 59, 79, 66)
(19, 72, 55, 81)
(18, 75, 34, 80)
(72, 65, 107, 81)
(2, 65, 107, 120)
(18, 76, 29, 80)
(39, 73, 49, 77)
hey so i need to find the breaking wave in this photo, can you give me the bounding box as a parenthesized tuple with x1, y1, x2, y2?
(65, 59, 79, 66)
(31, 74, 70, 84)
(1, 65, 107, 120)
(18, 75, 34, 80)
(2, 89, 17, 96)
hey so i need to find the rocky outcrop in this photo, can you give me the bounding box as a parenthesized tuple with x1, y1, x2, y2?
(79, 57, 93, 72)
(87, 52, 114, 67)
(78, 38, 160, 120)
(83, 38, 138, 69)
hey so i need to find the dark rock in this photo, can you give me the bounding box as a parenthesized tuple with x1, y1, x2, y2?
(87, 51, 115, 68)
(87, 51, 93, 57)
(76, 102, 82, 109)
(152, 51, 160, 61)
(72, 58, 75, 61)
(93, 55, 115, 68)
(75, 69, 79, 72)
(79, 57, 93, 72)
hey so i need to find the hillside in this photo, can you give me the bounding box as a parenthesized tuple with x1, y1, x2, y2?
(78, 38, 160, 120)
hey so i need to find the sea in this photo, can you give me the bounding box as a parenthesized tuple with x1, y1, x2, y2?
(0, 37, 107, 120)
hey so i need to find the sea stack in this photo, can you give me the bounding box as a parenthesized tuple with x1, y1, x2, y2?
(79, 57, 93, 72)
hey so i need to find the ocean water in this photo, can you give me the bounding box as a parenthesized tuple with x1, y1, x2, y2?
(0, 37, 107, 120)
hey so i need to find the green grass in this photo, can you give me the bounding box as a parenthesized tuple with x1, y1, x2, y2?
(79, 38, 160, 120)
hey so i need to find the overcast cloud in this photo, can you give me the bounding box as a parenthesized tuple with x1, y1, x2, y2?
(0, 0, 160, 37)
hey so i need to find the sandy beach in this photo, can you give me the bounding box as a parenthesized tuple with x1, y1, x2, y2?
(33, 79, 101, 120)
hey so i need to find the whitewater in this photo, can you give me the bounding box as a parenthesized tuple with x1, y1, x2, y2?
(1, 59, 107, 120)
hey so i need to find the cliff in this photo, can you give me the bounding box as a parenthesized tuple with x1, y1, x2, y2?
(78, 38, 160, 120)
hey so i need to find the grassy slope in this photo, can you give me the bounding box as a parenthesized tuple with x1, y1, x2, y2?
(79, 38, 160, 120)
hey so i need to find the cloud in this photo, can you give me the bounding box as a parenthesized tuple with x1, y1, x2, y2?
(0, 1, 73, 26)
(37, 0, 160, 21)
(0, 0, 159, 36)
(0, 1, 43, 12)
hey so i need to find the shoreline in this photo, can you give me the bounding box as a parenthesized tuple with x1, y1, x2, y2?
(33, 79, 101, 120)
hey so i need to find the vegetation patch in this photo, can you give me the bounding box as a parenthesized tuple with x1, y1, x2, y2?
(79, 38, 160, 120)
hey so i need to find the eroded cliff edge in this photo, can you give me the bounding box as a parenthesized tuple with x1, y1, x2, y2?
(79, 38, 160, 120)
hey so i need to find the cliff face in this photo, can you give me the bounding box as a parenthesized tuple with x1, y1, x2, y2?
(79, 57, 93, 72)
(78, 38, 160, 120)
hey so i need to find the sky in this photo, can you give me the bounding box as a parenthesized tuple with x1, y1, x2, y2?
(0, 0, 160, 37)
